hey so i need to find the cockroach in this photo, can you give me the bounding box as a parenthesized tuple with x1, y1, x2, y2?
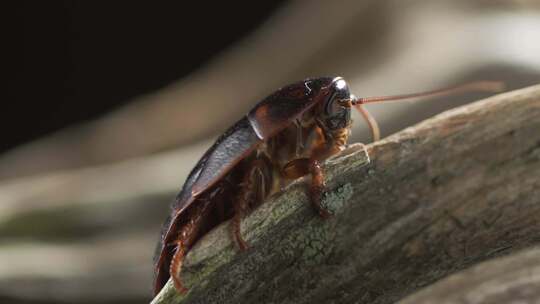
(153, 77, 503, 295)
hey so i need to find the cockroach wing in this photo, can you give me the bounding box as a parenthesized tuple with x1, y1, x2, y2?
(175, 118, 261, 213)
(154, 117, 260, 295)
(247, 77, 335, 139)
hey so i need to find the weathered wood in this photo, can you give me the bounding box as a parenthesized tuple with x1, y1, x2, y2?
(399, 246, 540, 304)
(152, 84, 540, 304)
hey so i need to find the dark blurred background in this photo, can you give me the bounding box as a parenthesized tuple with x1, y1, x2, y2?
(9, 1, 285, 154)
(3, 1, 540, 303)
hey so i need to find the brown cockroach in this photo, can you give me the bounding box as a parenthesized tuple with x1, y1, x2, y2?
(153, 77, 503, 295)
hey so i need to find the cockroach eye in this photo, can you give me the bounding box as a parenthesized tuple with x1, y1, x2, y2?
(334, 79, 347, 90)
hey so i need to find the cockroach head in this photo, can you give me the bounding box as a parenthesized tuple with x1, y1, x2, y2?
(318, 77, 353, 131)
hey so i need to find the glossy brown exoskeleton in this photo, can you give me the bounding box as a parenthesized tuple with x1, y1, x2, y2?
(153, 77, 503, 296)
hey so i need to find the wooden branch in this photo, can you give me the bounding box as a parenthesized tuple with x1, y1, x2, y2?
(152, 85, 540, 304)
(399, 246, 540, 304)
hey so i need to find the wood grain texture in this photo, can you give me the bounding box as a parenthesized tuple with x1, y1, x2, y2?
(399, 246, 540, 304)
(152, 85, 540, 304)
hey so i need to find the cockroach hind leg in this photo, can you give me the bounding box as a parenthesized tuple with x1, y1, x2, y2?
(230, 159, 271, 251)
(169, 243, 189, 294)
(232, 203, 250, 251)
(233, 222, 249, 251)
(173, 276, 189, 295)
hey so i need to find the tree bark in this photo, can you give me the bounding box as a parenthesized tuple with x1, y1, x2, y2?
(151, 85, 540, 304)
(399, 246, 540, 304)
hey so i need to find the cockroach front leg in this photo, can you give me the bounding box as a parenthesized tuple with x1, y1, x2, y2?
(283, 157, 332, 219)
(308, 158, 332, 219)
(231, 158, 271, 251)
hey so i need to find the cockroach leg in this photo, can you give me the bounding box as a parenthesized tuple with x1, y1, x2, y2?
(231, 159, 270, 251)
(232, 196, 249, 251)
(282, 158, 310, 179)
(282, 157, 331, 219)
(169, 241, 188, 294)
(294, 119, 304, 157)
(169, 201, 212, 294)
(309, 159, 332, 219)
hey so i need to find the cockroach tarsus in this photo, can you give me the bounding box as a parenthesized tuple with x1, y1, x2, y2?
(153, 77, 503, 296)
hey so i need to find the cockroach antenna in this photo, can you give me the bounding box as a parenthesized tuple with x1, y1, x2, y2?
(349, 81, 505, 142)
(352, 81, 505, 105)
